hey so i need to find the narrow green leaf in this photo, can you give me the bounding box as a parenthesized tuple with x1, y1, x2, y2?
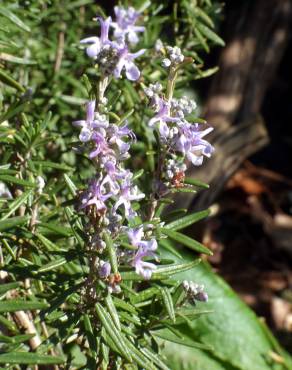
(1, 191, 31, 221)
(130, 287, 159, 304)
(122, 336, 156, 370)
(0, 352, 64, 365)
(121, 260, 200, 281)
(36, 258, 67, 273)
(169, 187, 197, 194)
(194, 27, 209, 52)
(0, 314, 18, 333)
(105, 233, 118, 274)
(0, 215, 29, 231)
(160, 228, 212, 256)
(37, 222, 72, 237)
(0, 333, 34, 344)
(64, 174, 77, 196)
(0, 300, 48, 313)
(113, 297, 138, 314)
(159, 287, 175, 323)
(184, 177, 209, 189)
(140, 347, 170, 370)
(165, 209, 210, 231)
(32, 161, 72, 171)
(194, 7, 214, 27)
(119, 108, 134, 124)
(105, 294, 121, 331)
(172, 284, 186, 307)
(154, 259, 201, 277)
(0, 175, 34, 188)
(83, 314, 97, 357)
(0, 7, 31, 32)
(95, 303, 132, 363)
(0, 282, 20, 295)
(120, 271, 167, 281)
(0, 69, 25, 92)
(2, 239, 16, 260)
(36, 233, 59, 251)
(0, 101, 27, 124)
(132, 169, 144, 181)
(196, 23, 225, 46)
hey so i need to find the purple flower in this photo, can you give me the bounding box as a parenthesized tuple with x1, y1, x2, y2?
(108, 123, 135, 157)
(175, 122, 214, 166)
(194, 291, 208, 302)
(73, 101, 108, 143)
(111, 6, 145, 45)
(114, 47, 145, 81)
(89, 131, 113, 159)
(98, 261, 111, 278)
(79, 177, 112, 211)
(80, 17, 112, 59)
(148, 98, 180, 139)
(128, 227, 158, 279)
(113, 181, 145, 219)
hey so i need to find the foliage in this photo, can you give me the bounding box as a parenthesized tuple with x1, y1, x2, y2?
(0, 1, 291, 369)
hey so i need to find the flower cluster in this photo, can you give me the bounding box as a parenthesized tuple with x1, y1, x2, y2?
(182, 280, 208, 303)
(145, 72, 214, 190)
(73, 99, 158, 282)
(80, 7, 145, 81)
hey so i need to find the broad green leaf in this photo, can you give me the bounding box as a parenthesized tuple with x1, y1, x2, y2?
(152, 329, 211, 350)
(0, 300, 48, 312)
(0, 352, 64, 365)
(162, 342, 235, 370)
(160, 228, 212, 255)
(159, 239, 182, 258)
(165, 209, 210, 231)
(161, 249, 292, 370)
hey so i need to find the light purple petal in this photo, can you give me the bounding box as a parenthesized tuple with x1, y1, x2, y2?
(80, 36, 100, 44)
(86, 43, 100, 58)
(128, 227, 143, 246)
(125, 62, 140, 81)
(98, 17, 112, 43)
(86, 100, 95, 122)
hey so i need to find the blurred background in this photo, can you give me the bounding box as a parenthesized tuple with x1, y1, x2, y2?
(186, 0, 292, 354)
